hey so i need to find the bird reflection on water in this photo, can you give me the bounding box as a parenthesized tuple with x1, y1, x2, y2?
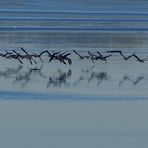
(0, 63, 146, 90)
(0, 65, 23, 78)
(119, 75, 144, 87)
(47, 69, 72, 88)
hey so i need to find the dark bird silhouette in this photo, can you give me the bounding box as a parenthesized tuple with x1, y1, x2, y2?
(73, 50, 84, 59)
(107, 50, 144, 62)
(96, 51, 112, 62)
(132, 54, 144, 62)
(73, 50, 90, 59)
(6, 50, 23, 64)
(20, 48, 37, 64)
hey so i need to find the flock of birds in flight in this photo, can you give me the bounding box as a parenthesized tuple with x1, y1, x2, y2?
(0, 47, 146, 65)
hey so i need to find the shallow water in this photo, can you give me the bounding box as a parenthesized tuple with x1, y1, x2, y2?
(0, 100, 148, 148)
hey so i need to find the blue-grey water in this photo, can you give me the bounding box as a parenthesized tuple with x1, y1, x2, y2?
(0, 0, 148, 12)
(0, 0, 148, 148)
